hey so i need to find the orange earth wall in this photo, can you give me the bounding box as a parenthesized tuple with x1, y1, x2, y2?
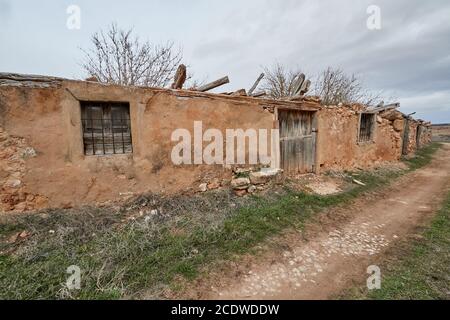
(0, 80, 278, 212)
(0, 78, 432, 213)
(315, 105, 404, 171)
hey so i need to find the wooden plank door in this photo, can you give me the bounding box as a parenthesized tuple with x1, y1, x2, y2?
(402, 118, 410, 156)
(416, 125, 422, 149)
(279, 110, 315, 173)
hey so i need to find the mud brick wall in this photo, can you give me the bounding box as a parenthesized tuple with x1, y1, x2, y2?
(0, 80, 280, 212)
(418, 125, 433, 147)
(316, 105, 403, 172)
(0, 75, 432, 213)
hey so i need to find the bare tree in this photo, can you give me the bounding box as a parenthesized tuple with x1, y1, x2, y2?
(184, 71, 207, 90)
(314, 67, 381, 106)
(261, 64, 304, 99)
(81, 23, 182, 87)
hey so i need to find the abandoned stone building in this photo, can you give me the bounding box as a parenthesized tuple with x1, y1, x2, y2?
(0, 73, 432, 213)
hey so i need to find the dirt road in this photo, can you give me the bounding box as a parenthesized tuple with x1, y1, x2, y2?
(202, 144, 450, 300)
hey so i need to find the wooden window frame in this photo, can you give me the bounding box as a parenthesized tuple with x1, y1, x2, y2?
(80, 101, 133, 156)
(357, 112, 376, 144)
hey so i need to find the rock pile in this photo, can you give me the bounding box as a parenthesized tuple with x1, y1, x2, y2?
(230, 168, 281, 196)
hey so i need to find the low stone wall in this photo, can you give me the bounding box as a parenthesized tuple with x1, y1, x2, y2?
(418, 125, 433, 147)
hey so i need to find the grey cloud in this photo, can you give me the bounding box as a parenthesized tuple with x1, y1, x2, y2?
(0, 0, 448, 122)
(0, 0, 11, 20)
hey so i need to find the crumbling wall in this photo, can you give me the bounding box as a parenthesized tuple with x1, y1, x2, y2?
(405, 120, 419, 154)
(0, 126, 49, 212)
(418, 125, 432, 147)
(0, 80, 278, 212)
(0, 74, 431, 213)
(316, 104, 402, 172)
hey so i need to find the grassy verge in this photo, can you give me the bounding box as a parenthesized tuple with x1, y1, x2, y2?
(0, 143, 442, 299)
(403, 143, 442, 171)
(344, 190, 450, 300)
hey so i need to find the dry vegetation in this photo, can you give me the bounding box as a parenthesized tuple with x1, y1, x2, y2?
(0, 144, 442, 299)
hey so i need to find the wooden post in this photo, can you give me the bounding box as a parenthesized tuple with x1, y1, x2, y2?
(171, 64, 187, 89)
(197, 76, 230, 92)
(252, 91, 267, 98)
(248, 73, 265, 96)
(292, 73, 306, 96)
(300, 80, 311, 95)
(231, 89, 247, 96)
(402, 118, 410, 156)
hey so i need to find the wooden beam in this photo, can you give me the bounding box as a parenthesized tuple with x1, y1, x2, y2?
(248, 73, 265, 96)
(376, 101, 385, 108)
(292, 73, 306, 96)
(171, 64, 187, 89)
(252, 91, 267, 98)
(369, 103, 400, 113)
(299, 79, 311, 96)
(232, 89, 247, 96)
(197, 76, 230, 92)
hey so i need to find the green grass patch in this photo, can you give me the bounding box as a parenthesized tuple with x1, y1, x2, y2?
(404, 143, 442, 171)
(0, 144, 442, 299)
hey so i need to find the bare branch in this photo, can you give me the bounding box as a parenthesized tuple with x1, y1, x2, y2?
(80, 23, 183, 88)
(261, 64, 304, 99)
(313, 67, 383, 106)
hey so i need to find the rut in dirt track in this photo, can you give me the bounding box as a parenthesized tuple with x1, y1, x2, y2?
(205, 144, 450, 300)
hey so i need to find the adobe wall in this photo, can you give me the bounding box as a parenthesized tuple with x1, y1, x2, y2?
(0, 75, 433, 213)
(0, 80, 279, 212)
(418, 124, 432, 148)
(405, 120, 419, 154)
(316, 105, 403, 172)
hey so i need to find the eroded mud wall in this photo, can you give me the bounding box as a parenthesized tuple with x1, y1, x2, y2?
(0, 80, 275, 212)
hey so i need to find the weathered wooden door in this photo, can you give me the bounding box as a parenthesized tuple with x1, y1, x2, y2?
(416, 125, 422, 149)
(279, 110, 316, 173)
(402, 118, 410, 156)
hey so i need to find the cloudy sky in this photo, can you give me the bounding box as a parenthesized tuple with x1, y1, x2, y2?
(0, 0, 449, 123)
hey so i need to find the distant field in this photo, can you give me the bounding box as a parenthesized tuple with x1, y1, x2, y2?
(432, 124, 450, 142)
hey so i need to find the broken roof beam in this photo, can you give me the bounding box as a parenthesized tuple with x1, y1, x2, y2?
(291, 73, 306, 96)
(298, 79, 311, 96)
(196, 76, 230, 92)
(231, 89, 247, 96)
(0, 72, 63, 83)
(252, 91, 267, 98)
(369, 103, 401, 113)
(248, 73, 265, 96)
(171, 64, 187, 89)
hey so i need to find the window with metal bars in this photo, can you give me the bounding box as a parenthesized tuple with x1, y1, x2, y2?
(81, 101, 133, 155)
(358, 113, 375, 143)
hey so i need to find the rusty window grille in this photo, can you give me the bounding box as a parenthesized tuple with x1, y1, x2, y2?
(81, 102, 133, 155)
(358, 113, 375, 143)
